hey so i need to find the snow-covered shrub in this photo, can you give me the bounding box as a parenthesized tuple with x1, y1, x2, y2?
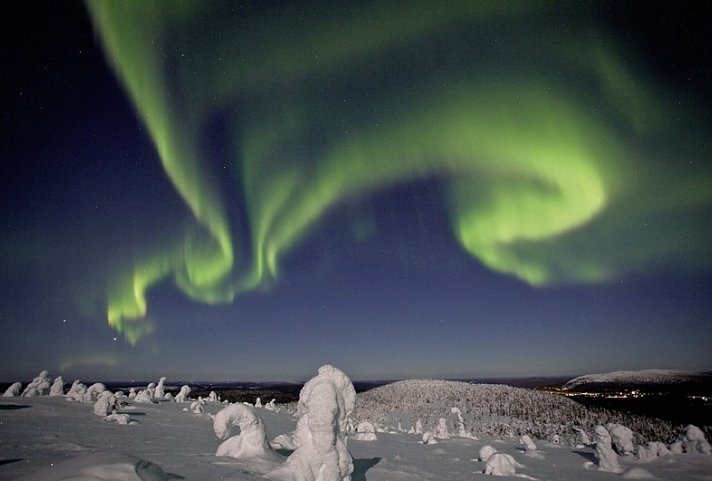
(128, 387, 137, 399)
(594, 425, 622, 473)
(255, 397, 262, 408)
(451, 407, 470, 438)
(3, 382, 22, 397)
(134, 389, 154, 403)
(572, 426, 591, 446)
(352, 421, 377, 441)
(213, 403, 281, 461)
(433, 417, 450, 439)
(164, 392, 173, 401)
(422, 431, 438, 445)
(520, 435, 536, 451)
(265, 398, 277, 411)
(208, 391, 219, 403)
(190, 400, 205, 414)
(22, 370, 52, 397)
(606, 423, 635, 455)
(415, 419, 423, 435)
(636, 441, 670, 461)
(679, 424, 711, 455)
(93, 391, 118, 416)
(266, 364, 356, 481)
(484, 453, 521, 476)
(669, 441, 684, 454)
(49, 377, 65, 396)
(174, 385, 191, 403)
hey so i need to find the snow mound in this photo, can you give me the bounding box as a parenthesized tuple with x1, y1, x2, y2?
(352, 421, 378, 441)
(13, 452, 174, 480)
(620, 466, 658, 479)
(484, 452, 522, 476)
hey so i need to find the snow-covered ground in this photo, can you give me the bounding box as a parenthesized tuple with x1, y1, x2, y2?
(1, 377, 711, 480)
(563, 370, 712, 389)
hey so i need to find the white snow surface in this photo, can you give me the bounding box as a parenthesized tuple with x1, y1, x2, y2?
(564, 369, 708, 388)
(1, 382, 711, 481)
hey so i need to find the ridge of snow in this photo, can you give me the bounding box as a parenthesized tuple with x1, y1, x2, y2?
(563, 369, 709, 389)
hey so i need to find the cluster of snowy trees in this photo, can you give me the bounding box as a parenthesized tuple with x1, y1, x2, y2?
(350, 380, 679, 445)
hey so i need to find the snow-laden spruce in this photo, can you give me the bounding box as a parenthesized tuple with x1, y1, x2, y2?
(93, 390, 119, 416)
(49, 376, 64, 396)
(593, 425, 622, 473)
(265, 364, 356, 481)
(2, 381, 22, 397)
(175, 385, 191, 402)
(21, 370, 52, 397)
(154, 377, 167, 399)
(606, 423, 635, 455)
(675, 425, 712, 455)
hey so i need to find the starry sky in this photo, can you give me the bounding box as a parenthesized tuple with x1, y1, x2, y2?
(1, 0, 711, 382)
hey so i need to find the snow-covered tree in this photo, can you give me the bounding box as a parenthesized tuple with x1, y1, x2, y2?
(594, 425, 622, 473)
(49, 376, 65, 396)
(266, 364, 356, 481)
(21, 370, 52, 397)
(174, 385, 191, 403)
(3, 382, 22, 397)
(154, 377, 166, 399)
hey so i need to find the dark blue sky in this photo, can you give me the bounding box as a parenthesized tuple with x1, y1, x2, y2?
(1, 1, 711, 382)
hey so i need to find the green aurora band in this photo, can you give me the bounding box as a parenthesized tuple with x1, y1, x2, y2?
(85, 0, 712, 343)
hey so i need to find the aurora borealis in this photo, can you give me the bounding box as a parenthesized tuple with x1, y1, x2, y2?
(1, 1, 711, 381)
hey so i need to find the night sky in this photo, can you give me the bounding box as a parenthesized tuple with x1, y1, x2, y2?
(1, 1, 711, 382)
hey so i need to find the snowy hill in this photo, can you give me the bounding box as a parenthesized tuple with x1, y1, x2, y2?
(351, 380, 677, 444)
(1, 393, 711, 481)
(563, 369, 712, 390)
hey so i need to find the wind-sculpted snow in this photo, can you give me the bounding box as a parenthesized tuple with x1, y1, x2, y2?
(213, 403, 281, 462)
(352, 380, 677, 444)
(13, 453, 174, 481)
